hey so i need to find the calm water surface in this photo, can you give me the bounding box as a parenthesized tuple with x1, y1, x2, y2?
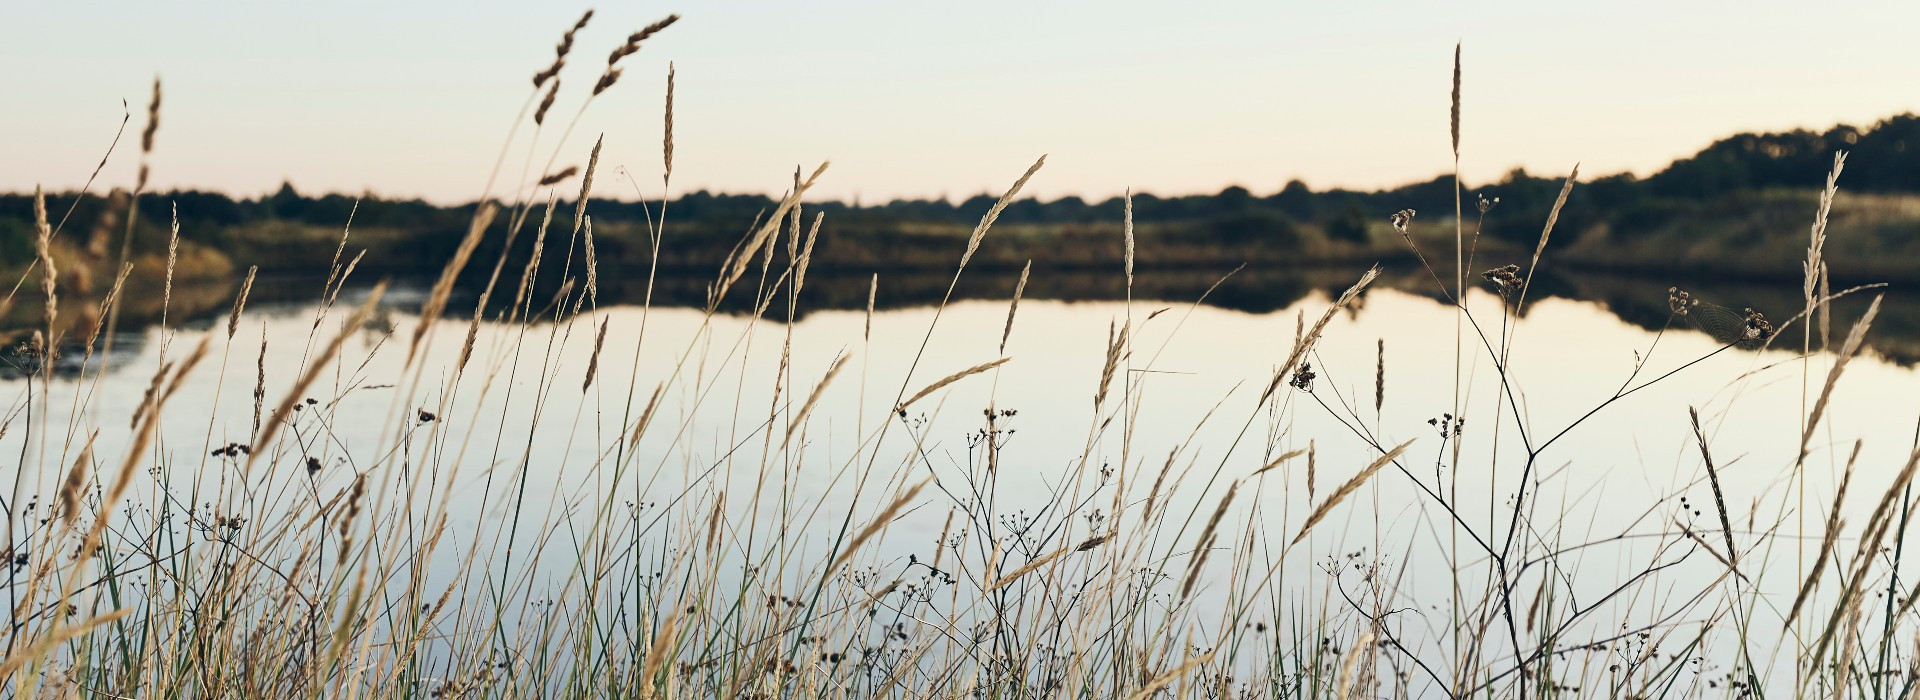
(3, 268, 1915, 678)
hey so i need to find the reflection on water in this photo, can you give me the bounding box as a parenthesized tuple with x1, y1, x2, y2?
(6, 264, 1914, 375)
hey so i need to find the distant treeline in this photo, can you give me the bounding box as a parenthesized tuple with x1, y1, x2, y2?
(5, 113, 1917, 282)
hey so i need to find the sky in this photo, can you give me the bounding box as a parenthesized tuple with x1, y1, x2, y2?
(5, 1, 1918, 205)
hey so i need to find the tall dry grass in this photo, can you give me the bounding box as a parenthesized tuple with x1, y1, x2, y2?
(2, 18, 1918, 700)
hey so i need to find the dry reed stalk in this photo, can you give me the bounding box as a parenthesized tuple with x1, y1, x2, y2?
(1850, 449, 1920, 566)
(663, 63, 675, 181)
(247, 283, 388, 469)
(408, 205, 496, 363)
(1784, 441, 1858, 628)
(864, 274, 877, 342)
(328, 250, 366, 313)
(136, 77, 160, 192)
(1520, 165, 1579, 296)
(1123, 189, 1135, 286)
(583, 215, 600, 305)
(931, 509, 955, 573)
(0, 609, 132, 681)
(827, 477, 932, 573)
(574, 137, 601, 236)
(54, 432, 97, 525)
(793, 212, 823, 295)
(538, 165, 578, 186)
(1307, 441, 1316, 497)
(896, 357, 1009, 414)
(1142, 449, 1177, 523)
(85, 188, 127, 259)
(782, 354, 850, 450)
(1797, 295, 1881, 460)
(1688, 408, 1741, 576)
(251, 324, 266, 438)
(1525, 569, 1550, 629)
(595, 14, 680, 96)
(1819, 261, 1832, 350)
(582, 317, 609, 392)
(532, 10, 591, 88)
(627, 383, 665, 446)
(1124, 648, 1217, 700)
(1811, 448, 1920, 666)
(129, 360, 172, 431)
(1450, 43, 1461, 158)
(1335, 631, 1377, 700)
(787, 167, 802, 260)
(158, 335, 210, 404)
(1804, 152, 1847, 308)
(1179, 480, 1239, 600)
(987, 548, 1069, 592)
(704, 492, 727, 552)
(1260, 267, 1379, 404)
(1676, 519, 1745, 582)
(334, 472, 369, 564)
(1000, 261, 1030, 354)
(960, 156, 1045, 270)
(318, 200, 357, 299)
(1291, 440, 1414, 545)
(227, 266, 258, 338)
(160, 204, 180, 328)
(1834, 607, 1863, 699)
(608, 15, 681, 66)
(714, 165, 827, 305)
(534, 79, 561, 126)
(1374, 339, 1385, 413)
(638, 610, 681, 699)
(97, 79, 159, 343)
(510, 196, 558, 321)
(325, 569, 370, 676)
(33, 188, 55, 342)
(1094, 321, 1129, 409)
(1250, 448, 1307, 478)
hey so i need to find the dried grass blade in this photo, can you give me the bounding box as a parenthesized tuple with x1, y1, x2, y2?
(783, 354, 850, 450)
(897, 357, 1009, 415)
(1291, 440, 1414, 545)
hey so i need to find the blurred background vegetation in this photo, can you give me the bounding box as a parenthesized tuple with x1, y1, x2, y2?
(6, 113, 1917, 289)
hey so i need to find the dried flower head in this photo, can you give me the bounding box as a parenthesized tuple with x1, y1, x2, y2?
(1427, 413, 1465, 439)
(1668, 287, 1698, 316)
(1743, 308, 1775, 341)
(1481, 264, 1523, 298)
(1477, 194, 1500, 214)
(1389, 209, 1416, 235)
(1289, 362, 1316, 392)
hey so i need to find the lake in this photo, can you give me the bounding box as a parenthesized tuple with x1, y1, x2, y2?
(2, 264, 1913, 691)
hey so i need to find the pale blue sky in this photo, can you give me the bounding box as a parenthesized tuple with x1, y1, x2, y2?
(5, 1, 1917, 204)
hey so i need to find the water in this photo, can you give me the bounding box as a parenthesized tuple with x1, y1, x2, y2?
(3, 266, 1914, 689)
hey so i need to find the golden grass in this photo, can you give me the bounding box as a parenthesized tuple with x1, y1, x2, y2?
(6, 25, 1919, 700)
